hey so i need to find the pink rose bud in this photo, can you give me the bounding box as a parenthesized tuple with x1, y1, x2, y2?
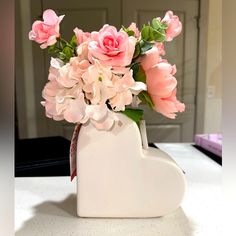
(161, 11, 182, 42)
(29, 9, 64, 49)
(128, 23, 140, 38)
(73, 28, 91, 45)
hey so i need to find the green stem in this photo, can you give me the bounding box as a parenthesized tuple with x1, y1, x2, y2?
(59, 37, 74, 49)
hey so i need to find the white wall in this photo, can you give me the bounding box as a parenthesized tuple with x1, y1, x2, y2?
(204, 0, 222, 133)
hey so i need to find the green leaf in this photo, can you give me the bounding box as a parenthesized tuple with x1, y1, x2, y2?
(63, 46, 73, 59)
(70, 34, 77, 47)
(141, 26, 151, 41)
(121, 108, 144, 124)
(48, 44, 60, 55)
(138, 91, 155, 109)
(122, 25, 127, 31)
(59, 40, 66, 49)
(133, 43, 141, 59)
(161, 22, 168, 29)
(133, 65, 146, 83)
(131, 63, 146, 83)
(140, 40, 153, 54)
(151, 18, 162, 30)
(151, 29, 166, 42)
(131, 63, 139, 76)
(58, 52, 66, 60)
(127, 30, 135, 36)
(121, 25, 135, 37)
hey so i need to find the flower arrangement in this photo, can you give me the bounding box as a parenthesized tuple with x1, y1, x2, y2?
(29, 9, 185, 131)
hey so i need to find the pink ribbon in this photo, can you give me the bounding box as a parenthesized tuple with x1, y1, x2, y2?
(69, 123, 81, 181)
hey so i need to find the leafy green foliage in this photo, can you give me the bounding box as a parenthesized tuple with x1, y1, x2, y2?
(141, 25, 152, 41)
(63, 46, 73, 60)
(138, 91, 155, 110)
(131, 63, 146, 83)
(151, 18, 162, 29)
(70, 34, 77, 48)
(121, 108, 144, 125)
(133, 43, 141, 59)
(141, 25, 165, 42)
(161, 22, 168, 30)
(140, 17, 167, 43)
(47, 36, 77, 63)
(121, 25, 135, 37)
(139, 40, 153, 54)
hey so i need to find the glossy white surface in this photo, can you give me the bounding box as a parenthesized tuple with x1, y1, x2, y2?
(15, 144, 222, 236)
(77, 114, 186, 217)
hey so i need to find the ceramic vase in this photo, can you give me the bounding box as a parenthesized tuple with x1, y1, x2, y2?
(76, 113, 186, 218)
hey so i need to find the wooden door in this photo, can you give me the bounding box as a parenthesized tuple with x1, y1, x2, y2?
(123, 0, 199, 142)
(27, 0, 198, 142)
(30, 0, 122, 139)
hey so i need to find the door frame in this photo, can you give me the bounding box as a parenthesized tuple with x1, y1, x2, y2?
(195, 0, 209, 134)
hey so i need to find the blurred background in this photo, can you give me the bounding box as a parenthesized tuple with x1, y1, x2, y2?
(15, 0, 222, 175)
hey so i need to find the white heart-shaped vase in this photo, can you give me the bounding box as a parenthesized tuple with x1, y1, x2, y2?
(77, 113, 186, 218)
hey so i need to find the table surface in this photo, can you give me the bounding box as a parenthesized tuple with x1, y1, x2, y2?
(15, 143, 222, 236)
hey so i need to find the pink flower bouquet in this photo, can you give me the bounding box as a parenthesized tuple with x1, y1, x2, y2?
(29, 9, 185, 131)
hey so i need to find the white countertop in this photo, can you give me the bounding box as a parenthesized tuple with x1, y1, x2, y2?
(15, 144, 222, 236)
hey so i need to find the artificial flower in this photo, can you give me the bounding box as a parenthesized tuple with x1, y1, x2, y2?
(29, 9, 64, 49)
(161, 11, 182, 42)
(88, 24, 136, 66)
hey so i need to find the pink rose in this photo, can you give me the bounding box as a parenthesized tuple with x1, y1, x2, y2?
(29, 9, 64, 49)
(128, 23, 140, 38)
(145, 62, 177, 97)
(161, 11, 182, 42)
(140, 45, 162, 71)
(73, 28, 90, 45)
(143, 61, 185, 118)
(88, 24, 136, 66)
(155, 42, 165, 56)
(151, 89, 185, 119)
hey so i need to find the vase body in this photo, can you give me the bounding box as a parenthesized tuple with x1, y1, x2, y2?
(76, 113, 186, 218)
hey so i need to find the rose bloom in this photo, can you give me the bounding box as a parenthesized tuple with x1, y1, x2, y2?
(140, 48, 185, 118)
(73, 27, 91, 45)
(151, 88, 185, 119)
(127, 22, 140, 38)
(88, 24, 136, 67)
(29, 9, 64, 49)
(140, 45, 162, 71)
(161, 11, 182, 42)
